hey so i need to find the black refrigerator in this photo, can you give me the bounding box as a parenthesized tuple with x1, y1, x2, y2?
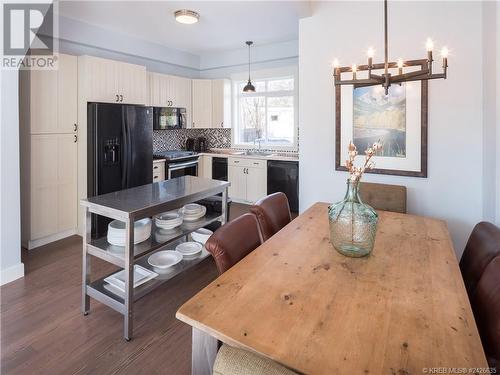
(88, 102, 153, 237)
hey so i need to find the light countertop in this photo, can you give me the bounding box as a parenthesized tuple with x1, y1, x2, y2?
(198, 148, 299, 162)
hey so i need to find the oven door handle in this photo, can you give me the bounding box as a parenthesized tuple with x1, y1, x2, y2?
(168, 160, 199, 171)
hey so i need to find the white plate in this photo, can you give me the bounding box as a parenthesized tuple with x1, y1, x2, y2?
(104, 265, 158, 292)
(179, 206, 207, 221)
(176, 241, 203, 256)
(148, 250, 183, 269)
(191, 228, 213, 245)
(183, 203, 203, 214)
(107, 232, 151, 246)
(107, 218, 152, 246)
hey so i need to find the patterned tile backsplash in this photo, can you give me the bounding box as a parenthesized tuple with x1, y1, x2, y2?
(153, 128, 299, 157)
(153, 129, 231, 152)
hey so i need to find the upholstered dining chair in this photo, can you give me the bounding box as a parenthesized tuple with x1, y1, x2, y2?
(460, 221, 500, 297)
(470, 255, 500, 368)
(250, 192, 292, 241)
(358, 182, 407, 214)
(205, 213, 263, 274)
(213, 344, 298, 375)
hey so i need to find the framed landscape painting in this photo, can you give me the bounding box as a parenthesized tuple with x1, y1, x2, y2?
(335, 63, 428, 177)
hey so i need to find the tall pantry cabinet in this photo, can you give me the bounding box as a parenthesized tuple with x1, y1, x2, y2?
(20, 54, 79, 249)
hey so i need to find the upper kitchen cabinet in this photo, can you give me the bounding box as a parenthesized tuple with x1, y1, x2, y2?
(192, 79, 212, 128)
(78, 55, 147, 105)
(148, 72, 192, 108)
(29, 54, 77, 134)
(212, 79, 231, 129)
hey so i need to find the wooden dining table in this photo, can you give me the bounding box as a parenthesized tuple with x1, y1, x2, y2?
(176, 202, 488, 374)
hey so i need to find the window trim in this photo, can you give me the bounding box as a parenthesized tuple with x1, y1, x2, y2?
(231, 69, 298, 151)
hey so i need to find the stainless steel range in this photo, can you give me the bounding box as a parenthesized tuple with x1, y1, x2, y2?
(153, 150, 199, 179)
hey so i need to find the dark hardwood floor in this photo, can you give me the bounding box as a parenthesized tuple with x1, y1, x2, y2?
(1, 203, 252, 375)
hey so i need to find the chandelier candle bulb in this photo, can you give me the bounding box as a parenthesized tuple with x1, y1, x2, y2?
(367, 47, 375, 69)
(333, 59, 340, 77)
(441, 47, 449, 70)
(397, 58, 403, 75)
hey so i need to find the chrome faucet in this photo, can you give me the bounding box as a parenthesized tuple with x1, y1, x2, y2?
(254, 138, 264, 152)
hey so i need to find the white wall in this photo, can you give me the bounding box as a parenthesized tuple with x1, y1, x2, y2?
(299, 1, 487, 257)
(482, 1, 497, 224)
(497, 2, 500, 227)
(0, 69, 24, 285)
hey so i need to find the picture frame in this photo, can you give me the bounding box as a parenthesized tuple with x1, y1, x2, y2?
(335, 61, 428, 178)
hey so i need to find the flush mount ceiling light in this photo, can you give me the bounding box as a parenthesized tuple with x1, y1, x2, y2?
(174, 9, 199, 24)
(243, 41, 255, 93)
(333, 0, 448, 95)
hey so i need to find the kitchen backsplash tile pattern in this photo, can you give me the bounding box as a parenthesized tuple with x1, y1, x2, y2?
(153, 128, 299, 156)
(153, 129, 231, 152)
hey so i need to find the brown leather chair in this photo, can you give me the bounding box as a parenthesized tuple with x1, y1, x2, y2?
(359, 182, 407, 214)
(250, 192, 292, 241)
(470, 255, 500, 368)
(205, 213, 263, 274)
(460, 222, 500, 296)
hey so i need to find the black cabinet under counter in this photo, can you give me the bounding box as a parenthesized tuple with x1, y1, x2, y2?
(267, 160, 299, 213)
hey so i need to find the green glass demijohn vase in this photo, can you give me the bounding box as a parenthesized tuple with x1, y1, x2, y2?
(328, 179, 378, 257)
(328, 140, 382, 257)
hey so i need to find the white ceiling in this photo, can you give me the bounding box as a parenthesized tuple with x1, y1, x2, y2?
(57, 1, 311, 54)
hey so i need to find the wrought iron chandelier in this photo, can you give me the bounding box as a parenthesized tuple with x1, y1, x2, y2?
(333, 0, 448, 95)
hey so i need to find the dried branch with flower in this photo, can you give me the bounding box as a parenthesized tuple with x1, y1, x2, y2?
(345, 141, 382, 182)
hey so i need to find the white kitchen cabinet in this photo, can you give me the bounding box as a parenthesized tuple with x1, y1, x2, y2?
(79, 55, 147, 104)
(148, 73, 192, 108)
(148, 72, 192, 126)
(29, 54, 77, 134)
(153, 159, 166, 182)
(228, 158, 267, 203)
(212, 79, 231, 129)
(30, 134, 77, 243)
(192, 79, 212, 128)
(198, 155, 212, 179)
(246, 162, 268, 202)
(228, 165, 247, 201)
(20, 54, 79, 249)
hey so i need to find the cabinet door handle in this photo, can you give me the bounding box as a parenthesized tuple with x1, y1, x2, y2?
(234, 160, 239, 163)
(116, 94, 120, 102)
(74, 134, 78, 143)
(153, 165, 159, 169)
(120, 95, 123, 102)
(221, 122, 223, 128)
(74, 123, 78, 132)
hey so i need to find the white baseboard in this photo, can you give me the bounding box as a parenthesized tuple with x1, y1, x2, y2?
(28, 229, 77, 250)
(1, 262, 25, 286)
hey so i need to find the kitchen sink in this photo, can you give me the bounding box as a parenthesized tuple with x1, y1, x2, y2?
(244, 151, 276, 157)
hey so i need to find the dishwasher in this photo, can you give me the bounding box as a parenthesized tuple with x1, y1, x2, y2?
(197, 157, 231, 231)
(267, 160, 299, 212)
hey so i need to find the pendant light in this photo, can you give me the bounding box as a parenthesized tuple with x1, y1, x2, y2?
(243, 41, 255, 93)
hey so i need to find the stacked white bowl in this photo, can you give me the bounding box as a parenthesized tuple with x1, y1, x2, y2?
(178, 203, 206, 222)
(107, 218, 152, 246)
(155, 212, 183, 230)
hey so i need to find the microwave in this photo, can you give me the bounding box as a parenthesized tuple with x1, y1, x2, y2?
(153, 107, 186, 130)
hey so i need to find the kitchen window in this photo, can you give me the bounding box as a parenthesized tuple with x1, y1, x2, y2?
(233, 76, 297, 150)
